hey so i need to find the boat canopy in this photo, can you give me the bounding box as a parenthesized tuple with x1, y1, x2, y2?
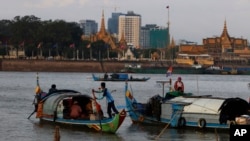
(169, 97, 225, 114)
(43, 92, 91, 115)
(219, 97, 250, 123)
(111, 73, 129, 80)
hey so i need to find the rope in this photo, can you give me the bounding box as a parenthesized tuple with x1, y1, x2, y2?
(154, 111, 181, 140)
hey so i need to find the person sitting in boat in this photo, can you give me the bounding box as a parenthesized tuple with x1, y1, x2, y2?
(104, 72, 108, 80)
(70, 101, 82, 119)
(174, 77, 184, 93)
(49, 84, 57, 93)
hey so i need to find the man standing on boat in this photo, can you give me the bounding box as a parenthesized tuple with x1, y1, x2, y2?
(92, 82, 119, 118)
(174, 77, 184, 93)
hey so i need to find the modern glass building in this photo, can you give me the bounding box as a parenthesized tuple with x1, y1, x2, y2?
(79, 20, 98, 36)
(107, 12, 124, 35)
(149, 27, 169, 49)
(140, 24, 158, 49)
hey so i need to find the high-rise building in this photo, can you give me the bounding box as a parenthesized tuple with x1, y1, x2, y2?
(149, 27, 169, 49)
(140, 24, 169, 49)
(140, 24, 158, 49)
(108, 12, 124, 35)
(79, 20, 98, 36)
(118, 11, 141, 48)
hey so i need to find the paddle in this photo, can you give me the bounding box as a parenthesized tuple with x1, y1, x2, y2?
(27, 111, 35, 119)
(92, 89, 103, 132)
(27, 96, 37, 119)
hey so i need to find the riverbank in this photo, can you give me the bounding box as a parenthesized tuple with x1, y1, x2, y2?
(1, 59, 250, 74)
(0, 59, 170, 73)
(0, 59, 124, 72)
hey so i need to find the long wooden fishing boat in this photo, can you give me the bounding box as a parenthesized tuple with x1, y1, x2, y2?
(30, 74, 126, 134)
(125, 81, 250, 129)
(119, 64, 206, 74)
(92, 73, 150, 82)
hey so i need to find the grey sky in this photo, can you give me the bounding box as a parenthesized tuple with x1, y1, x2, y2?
(1, 0, 249, 44)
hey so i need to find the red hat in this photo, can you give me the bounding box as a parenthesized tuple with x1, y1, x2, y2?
(178, 77, 181, 81)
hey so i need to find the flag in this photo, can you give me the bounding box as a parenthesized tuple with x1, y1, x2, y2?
(69, 43, 75, 48)
(166, 66, 172, 77)
(166, 5, 169, 9)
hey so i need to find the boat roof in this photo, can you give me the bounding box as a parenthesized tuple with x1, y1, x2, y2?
(42, 90, 92, 115)
(42, 89, 80, 101)
(168, 96, 225, 114)
(167, 96, 250, 115)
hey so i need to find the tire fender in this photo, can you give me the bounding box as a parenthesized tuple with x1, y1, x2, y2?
(198, 118, 206, 128)
(178, 117, 186, 127)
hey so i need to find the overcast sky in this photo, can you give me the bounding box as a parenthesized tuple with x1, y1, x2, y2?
(1, 0, 249, 44)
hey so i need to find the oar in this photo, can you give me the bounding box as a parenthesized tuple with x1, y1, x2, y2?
(92, 89, 103, 133)
(27, 110, 36, 119)
(27, 95, 37, 119)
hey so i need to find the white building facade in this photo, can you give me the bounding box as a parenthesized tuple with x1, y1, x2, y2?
(118, 11, 141, 48)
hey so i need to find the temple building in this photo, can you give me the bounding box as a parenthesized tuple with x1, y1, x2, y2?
(81, 11, 130, 59)
(203, 20, 249, 64)
(83, 11, 117, 50)
(178, 20, 250, 65)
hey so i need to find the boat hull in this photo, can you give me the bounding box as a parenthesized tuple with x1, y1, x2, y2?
(92, 74, 150, 81)
(36, 90, 126, 133)
(120, 66, 205, 74)
(40, 109, 126, 133)
(125, 88, 250, 129)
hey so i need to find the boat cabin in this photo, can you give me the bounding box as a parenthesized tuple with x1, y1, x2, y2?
(38, 91, 103, 120)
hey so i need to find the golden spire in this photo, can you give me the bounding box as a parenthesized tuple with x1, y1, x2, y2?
(119, 29, 127, 49)
(99, 10, 107, 35)
(220, 20, 230, 39)
(120, 30, 125, 43)
(170, 37, 175, 48)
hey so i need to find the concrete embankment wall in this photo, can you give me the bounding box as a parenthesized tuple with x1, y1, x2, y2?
(0, 60, 127, 72)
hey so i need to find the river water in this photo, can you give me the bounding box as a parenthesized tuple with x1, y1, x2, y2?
(0, 72, 249, 141)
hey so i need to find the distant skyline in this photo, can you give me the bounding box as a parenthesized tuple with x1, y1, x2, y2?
(1, 0, 250, 44)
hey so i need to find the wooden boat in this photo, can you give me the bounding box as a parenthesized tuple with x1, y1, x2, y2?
(125, 81, 250, 129)
(175, 54, 214, 66)
(204, 65, 224, 74)
(119, 64, 206, 74)
(30, 74, 126, 134)
(92, 73, 150, 82)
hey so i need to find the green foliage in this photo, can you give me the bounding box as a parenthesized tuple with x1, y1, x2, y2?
(0, 15, 84, 59)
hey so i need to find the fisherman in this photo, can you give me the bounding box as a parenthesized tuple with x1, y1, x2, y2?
(174, 77, 184, 93)
(92, 82, 119, 118)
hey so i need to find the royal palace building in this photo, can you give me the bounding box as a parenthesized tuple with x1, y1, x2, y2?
(179, 21, 250, 65)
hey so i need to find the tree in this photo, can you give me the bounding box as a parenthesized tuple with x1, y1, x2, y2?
(91, 40, 106, 61)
